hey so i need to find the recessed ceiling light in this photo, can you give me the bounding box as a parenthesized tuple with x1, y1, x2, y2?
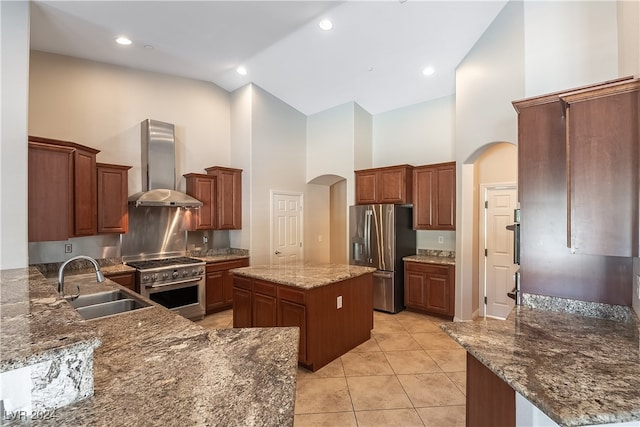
(236, 66, 247, 76)
(422, 66, 435, 76)
(115, 36, 132, 46)
(319, 19, 333, 31)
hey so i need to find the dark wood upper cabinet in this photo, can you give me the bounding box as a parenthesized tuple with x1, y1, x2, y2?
(97, 163, 131, 234)
(512, 77, 635, 306)
(560, 79, 640, 258)
(73, 146, 98, 236)
(355, 164, 413, 205)
(29, 136, 134, 241)
(184, 173, 216, 230)
(28, 142, 74, 242)
(205, 166, 242, 229)
(412, 162, 456, 230)
(28, 136, 100, 241)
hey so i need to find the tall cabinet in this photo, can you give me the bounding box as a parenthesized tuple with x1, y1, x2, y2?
(205, 166, 242, 230)
(513, 77, 636, 306)
(184, 173, 216, 230)
(97, 163, 131, 234)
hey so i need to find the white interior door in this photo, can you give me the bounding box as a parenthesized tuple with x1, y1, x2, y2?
(271, 192, 303, 264)
(483, 186, 518, 319)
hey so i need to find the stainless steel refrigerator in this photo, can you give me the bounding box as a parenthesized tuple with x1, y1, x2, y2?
(349, 204, 416, 313)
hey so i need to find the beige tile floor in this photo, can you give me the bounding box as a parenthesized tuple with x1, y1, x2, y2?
(196, 309, 466, 427)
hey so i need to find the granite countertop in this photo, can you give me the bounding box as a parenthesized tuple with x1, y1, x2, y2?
(0, 267, 100, 372)
(231, 263, 376, 289)
(441, 306, 640, 427)
(195, 254, 250, 264)
(1, 269, 299, 426)
(190, 248, 250, 264)
(403, 255, 455, 266)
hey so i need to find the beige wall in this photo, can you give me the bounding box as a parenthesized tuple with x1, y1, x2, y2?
(29, 52, 231, 197)
(373, 95, 455, 167)
(617, 0, 640, 77)
(472, 142, 518, 315)
(0, 1, 30, 269)
(229, 85, 252, 251)
(330, 180, 347, 264)
(455, 0, 524, 320)
(524, 1, 619, 96)
(249, 85, 308, 265)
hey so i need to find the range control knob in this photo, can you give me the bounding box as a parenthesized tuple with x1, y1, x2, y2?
(172, 270, 179, 279)
(199, 268, 204, 275)
(151, 273, 158, 281)
(162, 272, 169, 280)
(142, 275, 150, 282)
(182, 270, 189, 277)
(191, 268, 197, 276)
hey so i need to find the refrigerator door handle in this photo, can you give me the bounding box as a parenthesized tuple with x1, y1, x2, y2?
(365, 209, 372, 263)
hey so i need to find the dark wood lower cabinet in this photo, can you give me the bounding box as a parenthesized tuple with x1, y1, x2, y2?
(206, 258, 249, 314)
(232, 272, 373, 371)
(467, 353, 515, 427)
(232, 278, 252, 328)
(278, 299, 307, 363)
(104, 272, 135, 291)
(404, 261, 454, 319)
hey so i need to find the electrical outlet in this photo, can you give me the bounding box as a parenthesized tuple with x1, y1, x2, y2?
(337, 295, 343, 309)
(438, 236, 444, 244)
(64, 243, 72, 253)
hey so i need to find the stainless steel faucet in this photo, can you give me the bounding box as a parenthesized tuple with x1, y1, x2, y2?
(58, 255, 106, 295)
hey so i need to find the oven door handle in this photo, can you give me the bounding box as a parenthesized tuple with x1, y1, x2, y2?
(147, 277, 203, 288)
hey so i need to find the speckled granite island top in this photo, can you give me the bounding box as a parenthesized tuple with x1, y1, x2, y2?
(1, 268, 299, 426)
(441, 307, 640, 426)
(231, 263, 376, 289)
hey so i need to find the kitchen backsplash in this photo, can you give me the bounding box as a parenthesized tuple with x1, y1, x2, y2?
(417, 249, 456, 258)
(416, 230, 456, 252)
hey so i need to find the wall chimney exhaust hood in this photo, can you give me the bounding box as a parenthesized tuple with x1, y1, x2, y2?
(128, 119, 203, 208)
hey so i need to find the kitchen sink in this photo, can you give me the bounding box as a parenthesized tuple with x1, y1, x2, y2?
(66, 290, 152, 320)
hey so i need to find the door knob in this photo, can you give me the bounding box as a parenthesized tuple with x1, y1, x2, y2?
(275, 251, 282, 255)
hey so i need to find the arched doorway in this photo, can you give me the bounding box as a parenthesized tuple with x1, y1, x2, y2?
(307, 174, 348, 264)
(456, 142, 517, 321)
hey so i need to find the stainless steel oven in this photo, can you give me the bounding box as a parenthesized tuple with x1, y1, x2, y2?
(126, 257, 206, 321)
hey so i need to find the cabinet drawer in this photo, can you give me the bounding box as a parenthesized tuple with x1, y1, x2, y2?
(233, 275, 252, 290)
(278, 286, 306, 304)
(405, 262, 450, 276)
(105, 272, 135, 290)
(254, 279, 276, 296)
(206, 258, 249, 272)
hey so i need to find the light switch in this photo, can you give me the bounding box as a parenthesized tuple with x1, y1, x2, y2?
(337, 295, 343, 309)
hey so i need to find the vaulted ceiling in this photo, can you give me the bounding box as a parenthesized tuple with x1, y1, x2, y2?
(30, 1, 507, 115)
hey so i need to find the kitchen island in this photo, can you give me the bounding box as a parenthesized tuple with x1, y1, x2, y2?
(1, 267, 299, 426)
(232, 263, 376, 371)
(441, 301, 640, 427)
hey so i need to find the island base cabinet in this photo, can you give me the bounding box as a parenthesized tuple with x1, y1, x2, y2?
(232, 275, 252, 328)
(278, 299, 307, 363)
(467, 353, 515, 427)
(232, 273, 373, 371)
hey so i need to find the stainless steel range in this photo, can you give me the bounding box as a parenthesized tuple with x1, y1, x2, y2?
(127, 256, 205, 321)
